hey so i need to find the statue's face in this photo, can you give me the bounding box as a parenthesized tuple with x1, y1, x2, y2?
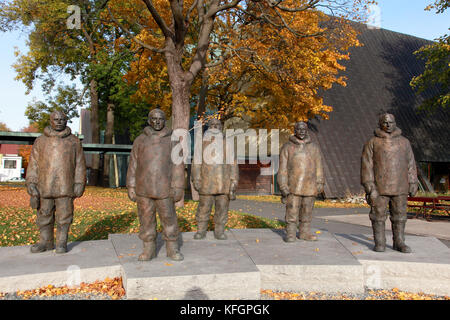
(380, 114, 396, 134)
(294, 122, 308, 140)
(50, 113, 67, 132)
(148, 112, 165, 131)
(208, 119, 222, 132)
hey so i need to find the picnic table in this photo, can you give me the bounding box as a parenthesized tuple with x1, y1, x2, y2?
(407, 196, 450, 221)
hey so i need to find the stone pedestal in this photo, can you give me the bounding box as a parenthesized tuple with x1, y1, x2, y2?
(334, 233, 450, 296)
(0, 240, 122, 293)
(230, 228, 365, 294)
(109, 232, 260, 300)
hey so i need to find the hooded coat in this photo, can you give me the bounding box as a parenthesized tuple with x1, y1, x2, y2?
(26, 126, 86, 198)
(191, 130, 239, 195)
(277, 135, 324, 197)
(361, 127, 418, 196)
(126, 126, 185, 199)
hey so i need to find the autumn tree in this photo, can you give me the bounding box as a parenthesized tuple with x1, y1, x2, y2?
(200, 9, 363, 128)
(107, 0, 374, 133)
(18, 123, 39, 174)
(0, 122, 11, 132)
(410, 0, 449, 110)
(25, 85, 82, 132)
(0, 0, 140, 185)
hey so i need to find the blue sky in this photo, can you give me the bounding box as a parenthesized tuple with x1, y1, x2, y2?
(0, 0, 449, 133)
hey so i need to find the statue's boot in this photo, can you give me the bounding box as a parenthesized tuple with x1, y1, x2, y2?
(166, 241, 184, 261)
(392, 221, 411, 253)
(214, 224, 227, 240)
(285, 223, 297, 242)
(138, 241, 156, 261)
(194, 221, 208, 240)
(30, 225, 55, 253)
(55, 224, 70, 254)
(371, 221, 386, 252)
(298, 223, 317, 241)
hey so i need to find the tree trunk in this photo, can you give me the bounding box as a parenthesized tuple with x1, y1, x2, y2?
(165, 43, 191, 207)
(102, 102, 115, 187)
(89, 79, 100, 186)
(196, 71, 209, 120)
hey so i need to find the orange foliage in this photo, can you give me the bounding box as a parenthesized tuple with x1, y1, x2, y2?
(108, 0, 373, 128)
(18, 145, 32, 172)
(206, 7, 362, 128)
(15, 277, 126, 300)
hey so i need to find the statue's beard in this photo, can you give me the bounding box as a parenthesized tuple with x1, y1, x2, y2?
(152, 123, 164, 131)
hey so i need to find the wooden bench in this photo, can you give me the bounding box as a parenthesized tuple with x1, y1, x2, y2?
(407, 196, 450, 221)
(436, 196, 450, 215)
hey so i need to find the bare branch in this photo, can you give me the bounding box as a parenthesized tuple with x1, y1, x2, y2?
(107, 6, 166, 54)
(186, 0, 199, 23)
(197, 0, 206, 24)
(169, 0, 187, 43)
(142, 0, 174, 39)
(271, 0, 320, 12)
(207, 0, 242, 17)
(273, 6, 324, 38)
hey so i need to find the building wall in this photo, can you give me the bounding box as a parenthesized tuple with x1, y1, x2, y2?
(0, 144, 19, 155)
(237, 161, 273, 195)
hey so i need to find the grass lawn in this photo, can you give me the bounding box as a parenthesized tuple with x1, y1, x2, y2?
(0, 185, 284, 247)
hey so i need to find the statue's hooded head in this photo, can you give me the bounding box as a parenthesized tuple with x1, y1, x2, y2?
(207, 118, 223, 132)
(378, 113, 396, 134)
(148, 108, 166, 131)
(294, 121, 308, 140)
(50, 110, 68, 132)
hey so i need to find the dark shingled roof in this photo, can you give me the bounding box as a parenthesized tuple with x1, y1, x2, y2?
(307, 24, 450, 198)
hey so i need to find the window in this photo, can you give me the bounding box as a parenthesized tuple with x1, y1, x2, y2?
(4, 160, 17, 169)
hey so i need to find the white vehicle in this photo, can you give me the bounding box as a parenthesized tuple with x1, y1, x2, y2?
(7, 177, 25, 182)
(0, 155, 23, 182)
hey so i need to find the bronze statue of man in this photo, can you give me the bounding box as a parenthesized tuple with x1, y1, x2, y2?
(126, 108, 185, 261)
(26, 110, 86, 254)
(191, 118, 239, 240)
(361, 113, 418, 253)
(278, 121, 324, 242)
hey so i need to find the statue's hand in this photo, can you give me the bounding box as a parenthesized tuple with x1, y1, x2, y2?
(364, 182, 376, 195)
(228, 182, 237, 201)
(172, 188, 184, 202)
(409, 183, 418, 197)
(280, 189, 290, 204)
(317, 183, 324, 195)
(74, 183, 85, 198)
(27, 183, 40, 198)
(281, 189, 289, 199)
(369, 189, 379, 206)
(127, 187, 137, 202)
(193, 180, 201, 191)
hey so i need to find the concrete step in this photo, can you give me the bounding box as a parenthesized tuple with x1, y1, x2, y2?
(334, 233, 450, 296)
(0, 239, 122, 293)
(108, 232, 260, 300)
(230, 228, 365, 294)
(0, 228, 449, 298)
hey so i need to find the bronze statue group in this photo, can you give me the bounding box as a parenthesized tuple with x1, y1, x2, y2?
(25, 109, 418, 261)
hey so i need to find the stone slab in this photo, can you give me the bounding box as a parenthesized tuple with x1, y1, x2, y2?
(335, 233, 450, 296)
(0, 240, 122, 293)
(109, 231, 260, 300)
(230, 228, 365, 294)
(320, 214, 450, 240)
